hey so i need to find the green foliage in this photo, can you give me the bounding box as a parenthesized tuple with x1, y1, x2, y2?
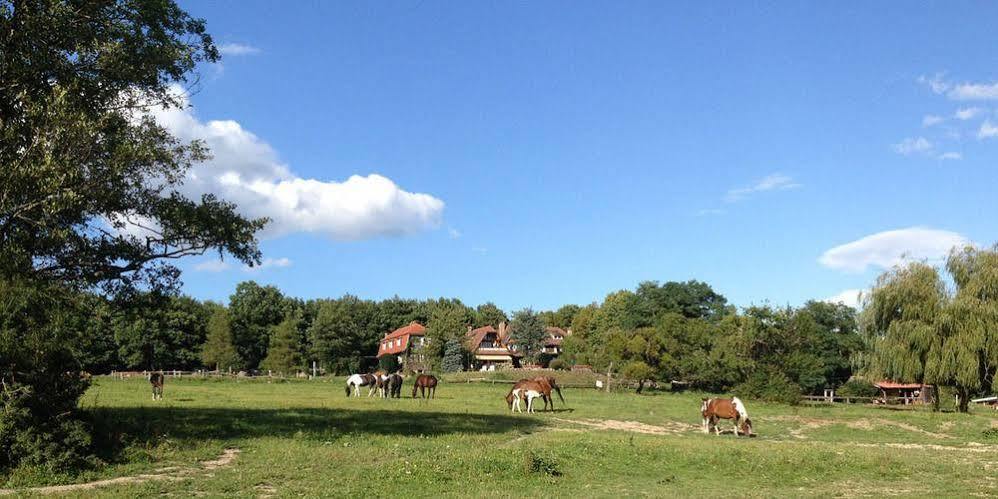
(441, 339, 466, 373)
(734, 369, 802, 405)
(837, 379, 879, 398)
(229, 282, 287, 370)
(378, 355, 401, 373)
(261, 314, 303, 375)
(309, 299, 363, 375)
(113, 294, 209, 370)
(424, 305, 471, 370)
(510, 308, 546, 363)
(202, 307, 240, 372)
(474, 302, 508, 328)
(548, 359, 568, 370)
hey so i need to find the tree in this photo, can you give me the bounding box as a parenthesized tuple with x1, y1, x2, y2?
(229, 281, 286, 369)
(474, 302, 508, 328)
(1, 0, 264, 471)
(424, 305, 470, 370)
(860, 262, 946, 406)
(925, 247, 998, 412)
(441, 339, 466, 372)
(202, 307, 240, 372)
(113, 294, 209, 370)
(261, 313, 303, 375)
(309, 299, 363, 375)
(510, 308, 546, 363)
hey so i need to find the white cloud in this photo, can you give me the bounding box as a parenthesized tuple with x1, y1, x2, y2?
(818, 227, 971, 273)
(696, 208, 726, 216)
(194, 259, 232, 272)
(977, 119, 998, 139)
(937, 151, 962, 160)
(448, 228, 461, 239)
(724, 173, 801, 203)
(918, 73, 950, 95)
(922, 115, 944, 127)
(472, 246, 488, 254)
(954, 107, 983, 120)
(824, 289, 864, 309)
(218, 43, 261, 56)
(948, 82, 998, 101)
(892, 137, 933, 155)
(244, 257, 292, 272)
(149, 87, 444, 241)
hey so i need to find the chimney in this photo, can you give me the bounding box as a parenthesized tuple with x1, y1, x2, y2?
(498, 321, 508, 339)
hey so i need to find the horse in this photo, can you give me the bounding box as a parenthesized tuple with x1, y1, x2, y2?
(149, 372, 164, 401)
(506, 379, 552, 412)
(532, 376, 565, 409)
(345, 373, 378, 397)
(373, 372, 389, 398)
(701, 397, 752, 436)
(387, 373, 403, 398)
(505, 381, 546, 413)
(412, 374, 438, 399)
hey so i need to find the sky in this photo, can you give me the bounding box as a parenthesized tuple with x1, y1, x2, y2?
(161, 1, 998, 312)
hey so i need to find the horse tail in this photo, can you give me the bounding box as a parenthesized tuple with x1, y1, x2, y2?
(732, 397, 749, 421)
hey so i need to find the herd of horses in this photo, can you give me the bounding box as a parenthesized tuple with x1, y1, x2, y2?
(149, 371, 752, 437)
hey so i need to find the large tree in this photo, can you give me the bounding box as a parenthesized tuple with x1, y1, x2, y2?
(261, 313, 303, 375)
(510, 308, 546, 363)
(0, 0, 264, 471)
(202, 306, 240, 372)
(228, 281, 286, 369)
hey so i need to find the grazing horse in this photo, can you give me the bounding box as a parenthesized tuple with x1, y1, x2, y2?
(701, 397, 753, 436)
(387, 373, 403, 398)
(532, 376, 565, 410)
(412, 374, 438, 399)
(374, 372, 390, 398)
(345, 373, 378, 397)
(506, 379, 553, 412)
(149, 372, 164, 401)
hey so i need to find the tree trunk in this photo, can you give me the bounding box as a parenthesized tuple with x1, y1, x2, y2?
(635, 379, 644, 394)
(957, 386, 970, 413)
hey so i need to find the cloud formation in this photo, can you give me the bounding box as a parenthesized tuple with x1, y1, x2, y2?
(954, 107, 983, 120)
(892, 137, 932, 155)
(724, 173, 801, 203)
(919, 74, 998, 101)
(150, 88, 445, 241)
(922, 115, 943, 127)
(218, 43, 261, 56)
(244, 257, 292, 272)
(824, 289, 864, 309)
(978, 120, 998, 139)
(818, 227, 971, 273)
(937, 151, 962, 160)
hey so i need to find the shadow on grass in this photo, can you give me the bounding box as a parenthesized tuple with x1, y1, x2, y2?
(88, 406, 546, 447)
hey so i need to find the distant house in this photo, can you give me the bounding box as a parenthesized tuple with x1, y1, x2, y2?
(465, 321, 522, 370)
(874, 381, 936, 405)
(377, 321, 428, 372)
(542, 326, 571, 356)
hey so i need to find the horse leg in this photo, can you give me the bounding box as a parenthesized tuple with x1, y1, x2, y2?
(733, 418, 739, 436)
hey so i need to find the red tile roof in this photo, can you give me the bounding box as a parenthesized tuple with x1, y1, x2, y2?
(377, 321, 426, 357)
(385, 321, 426, 340)
(874, 381, 929, 390)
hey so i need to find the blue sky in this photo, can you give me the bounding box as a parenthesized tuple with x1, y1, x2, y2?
(164, 1, 998, 311)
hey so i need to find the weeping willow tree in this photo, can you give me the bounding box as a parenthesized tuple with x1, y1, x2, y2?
(925, 247, 998, 412)
(861, 247, 998, 413)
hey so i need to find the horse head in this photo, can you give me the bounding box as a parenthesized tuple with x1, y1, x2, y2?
(740, 418, 753, 436)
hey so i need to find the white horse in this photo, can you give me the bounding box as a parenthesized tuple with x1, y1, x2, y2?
(511, 387, 545, 413)
(345, 373, 378, 397)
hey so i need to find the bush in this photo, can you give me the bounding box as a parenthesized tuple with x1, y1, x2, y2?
(522, 449, 561, 477)
(441, 339, 465, 373)
(734, 369, 802, 405)
(378, 354, 401, 373)
(836, 379, 878, 398)
(1, 279, 97, 474)
(549, 359, 568, 370)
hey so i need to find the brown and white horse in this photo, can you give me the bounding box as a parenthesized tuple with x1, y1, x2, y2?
(345, 373, 379, 397)
(701, 397, 752, 436)
(149, 372, 164, 400)
(412, 374, 438, 399)
(505, 379, 553, 413)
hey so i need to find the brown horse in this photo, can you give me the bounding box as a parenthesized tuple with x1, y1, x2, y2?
(387, 373, 403, 398)
(412, 374, 438, 399)
(701, 397, 752, 436)
(534, 376, 565, 408)
(149, 372, 164, 401)
(505, 378, 553, 412)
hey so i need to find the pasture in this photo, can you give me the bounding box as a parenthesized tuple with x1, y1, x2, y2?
(3, 377, 998, 497)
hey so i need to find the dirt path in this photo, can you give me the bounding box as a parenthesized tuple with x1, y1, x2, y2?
(0, 448, 239, 496)
(553, 417, 699, 436)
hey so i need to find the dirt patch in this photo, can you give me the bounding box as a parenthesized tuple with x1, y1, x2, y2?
(553, 417, 698, 436)
(0, 448, 240, 496)
(765, 416, 952, 440)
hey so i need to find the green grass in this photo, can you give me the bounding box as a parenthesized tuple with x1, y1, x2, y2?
(3, 377, 998, 497)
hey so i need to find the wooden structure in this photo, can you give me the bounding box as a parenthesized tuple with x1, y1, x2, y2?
(377, 321, 428, 371)
(541, 326, 572, 356)
(874, 381, 936, 405)
(465, 322, 522, 370)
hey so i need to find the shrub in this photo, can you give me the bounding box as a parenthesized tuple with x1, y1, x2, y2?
(378, 354, 401, 373)
(549, 359, 568, 371)
(441, 339, 466, 373)
(734, 369, 802, 405)
(522, 449, 561, 477)
(836, 379, 878, 399)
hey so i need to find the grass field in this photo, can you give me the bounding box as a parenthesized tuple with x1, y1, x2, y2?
(3, 376, 998, 497)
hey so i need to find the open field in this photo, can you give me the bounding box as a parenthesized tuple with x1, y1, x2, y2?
(3, 377, 998, 498)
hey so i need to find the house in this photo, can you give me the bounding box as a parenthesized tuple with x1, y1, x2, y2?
(377, 321, 428, 372)
(874, 381, 936, 405)
(542, 326, 571, 356)
(465, 321, 522, 370)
